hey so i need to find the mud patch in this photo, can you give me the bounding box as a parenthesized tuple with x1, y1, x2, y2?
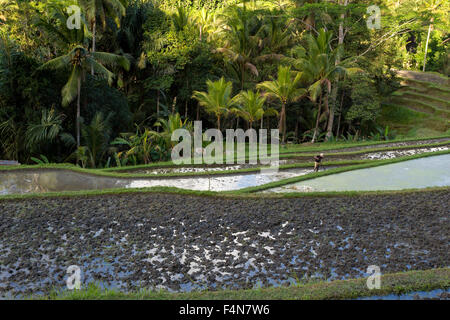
(0, 190, 448, 297)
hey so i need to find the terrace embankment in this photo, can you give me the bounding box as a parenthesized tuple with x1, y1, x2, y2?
(0, 190, 449, 297)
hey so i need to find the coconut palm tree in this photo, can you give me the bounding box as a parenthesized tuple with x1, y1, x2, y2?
(63, 112, 113, 168)
(25, 108, 64, 151)
(231, 90, 266, 129)
(192, 77, 237, 131)
(39, 46, 130, 147)
(154, 112, 193, 149)
(217, 5, 260, 91)
(257, 66, 306, 144)
(36, 3, 88, 51)
(194, 8, 214, 41)
(79, 0, 126, 74)
(171, 5, 191, 32)
(285, 30, 348, 142)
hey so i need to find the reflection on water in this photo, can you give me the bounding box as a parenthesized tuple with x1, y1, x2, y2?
(265, 154, 450, 193)
(117, 164, 248, 175)
(0, 168, 314, 195)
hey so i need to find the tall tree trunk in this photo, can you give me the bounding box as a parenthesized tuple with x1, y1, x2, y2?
(278, 102, 286, 144)
(241, 62, 245, 91)
(324, 90, 330, 134)
(312, 93, 322, 143)
(326, 0, 348, 141)
(91, 18, 96, 76)
(171, 96, 177, 114)
(156, 90, 160, 132)
(76, 75, 81, 148)
(423, 19, 433, 72)
(335, 91, 345, 140)
(324, 87, 337, 141)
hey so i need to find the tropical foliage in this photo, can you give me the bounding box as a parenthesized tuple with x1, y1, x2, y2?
(0, 0, 448, 166)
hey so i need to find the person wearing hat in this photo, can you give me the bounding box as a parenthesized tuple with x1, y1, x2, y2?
(314, 153, 324, 172)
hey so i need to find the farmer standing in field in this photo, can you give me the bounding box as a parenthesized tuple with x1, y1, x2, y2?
(314, 153, 324, 172)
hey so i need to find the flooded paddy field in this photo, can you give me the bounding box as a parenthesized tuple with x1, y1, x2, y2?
(0, 190, 448, 298)
(281, 145, 449, 164)
(266, 154, 450, 193)
(112, 164, 251, 175)
(99, 141, 450, 174)
(0, 167, 320, 195)
(282, 137, 450, 155)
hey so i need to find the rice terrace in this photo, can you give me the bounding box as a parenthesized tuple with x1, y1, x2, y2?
(0, 0, 449, 309)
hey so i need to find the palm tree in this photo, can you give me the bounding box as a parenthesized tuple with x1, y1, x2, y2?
(39, 46, 130, 147)
(154, 112, 193, 149)
(231, 90, 266, 129)
(171, 6, 191, 32)
(79, 0, 126, 74)
(81, 112, 112, 168)
(259, 15, 292, 54)
(286, 30, 347, 142)
(192, 77, 237, 131)
(63, 112, 112, 168)
(217, 5, 260, 91)
(194, 8, 214, 41)
(112, 124, 160, 165)
(25, 108, 64, 151)
(257, 66, 305, 143)
(36, 3, 87, 50)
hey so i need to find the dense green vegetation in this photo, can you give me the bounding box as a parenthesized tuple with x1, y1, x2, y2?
(1, 0, 449, 168)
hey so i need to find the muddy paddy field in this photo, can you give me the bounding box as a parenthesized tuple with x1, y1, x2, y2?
(0, 190, 448, 298)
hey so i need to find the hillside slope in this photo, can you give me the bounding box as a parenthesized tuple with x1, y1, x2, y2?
(378, 70, 450, 138)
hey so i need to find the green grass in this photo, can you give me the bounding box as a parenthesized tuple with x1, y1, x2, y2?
(35, 268, 449, 300)
(378, 104, 449, 137)
(393, 90, 450, 110)
(385, 72, 450, 137)
(391, 97, 450, 118)
(401, 77, 450, 93)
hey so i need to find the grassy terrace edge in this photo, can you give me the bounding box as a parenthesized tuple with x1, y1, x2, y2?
(0, 140, 448, 179)
(101, 136, 450, 169)
(34, 268, 449, 300)
(274, 134, 450, 155)
(277, 139, 449, 159)
(0, 150, 449, 200)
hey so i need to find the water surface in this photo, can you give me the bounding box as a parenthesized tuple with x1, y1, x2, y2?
(265, 154, 450, 193)
(0, 168, 314, 194)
